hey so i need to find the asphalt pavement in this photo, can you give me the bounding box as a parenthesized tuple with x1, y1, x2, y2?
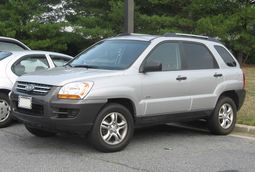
(0, 122, 255, 172)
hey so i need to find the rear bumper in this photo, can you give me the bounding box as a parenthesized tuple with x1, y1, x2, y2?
(236, 89, 246, 111)
(10, 91, 106, 135)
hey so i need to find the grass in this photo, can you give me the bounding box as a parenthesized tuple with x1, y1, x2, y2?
(237, 66, 255, 126)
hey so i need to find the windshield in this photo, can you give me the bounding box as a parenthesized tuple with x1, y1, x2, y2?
(70, 40, 149, 70)
(0, 51, 12, 61)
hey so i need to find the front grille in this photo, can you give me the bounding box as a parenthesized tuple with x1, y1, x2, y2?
(16, 81, 52, 96)
(13, 101, 44, 116)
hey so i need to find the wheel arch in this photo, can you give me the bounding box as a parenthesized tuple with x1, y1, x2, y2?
(0, 89, 11, 95)
(218, 90, 240, 110)
(107, 98, 136, 121)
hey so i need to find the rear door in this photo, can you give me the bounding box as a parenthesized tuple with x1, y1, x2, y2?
(180, 41, 223, 111)
(140, 42, 191, 116)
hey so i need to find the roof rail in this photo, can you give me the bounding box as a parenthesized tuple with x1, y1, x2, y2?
(116, 33, 150, 37)
(163, 33, 221, 43)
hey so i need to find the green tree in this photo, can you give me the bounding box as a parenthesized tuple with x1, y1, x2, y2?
(194, 0, 255, 63)
(135, 0, 194, 34)
(0, 0, 72, 54)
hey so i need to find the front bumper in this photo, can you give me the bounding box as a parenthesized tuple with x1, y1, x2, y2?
(10, 89, 106, 135)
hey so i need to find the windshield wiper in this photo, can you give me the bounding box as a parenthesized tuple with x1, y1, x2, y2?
(72, 65, 99, 69)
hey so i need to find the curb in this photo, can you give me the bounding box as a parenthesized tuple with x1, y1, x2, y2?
(234, 124, 255, 135)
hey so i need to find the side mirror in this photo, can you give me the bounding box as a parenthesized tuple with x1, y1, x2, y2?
(140, 61, 162, 73)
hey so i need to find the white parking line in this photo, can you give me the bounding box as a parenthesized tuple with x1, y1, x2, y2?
(230, 133, 255, 141)
(168, 123, 255, 141)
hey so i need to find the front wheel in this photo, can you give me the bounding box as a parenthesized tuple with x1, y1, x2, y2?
(25, 125, 56, 137)
(89, 103, 134, 152)
(208, 97, 237, 135)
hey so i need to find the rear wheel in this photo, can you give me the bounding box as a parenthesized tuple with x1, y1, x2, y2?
(89, 103, 134, 152)
(25, 125, 56, 137)
(0, 93, 12, 128)
(208, 97, 237, 135)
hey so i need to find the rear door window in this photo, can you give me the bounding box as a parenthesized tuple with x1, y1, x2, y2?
(181, 42, 218, 70)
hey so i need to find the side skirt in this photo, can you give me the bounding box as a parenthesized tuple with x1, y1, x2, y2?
(135, 110, 213, 128)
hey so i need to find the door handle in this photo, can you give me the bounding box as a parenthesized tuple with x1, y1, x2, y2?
(214, 73, 223, 78)
(176, 76, 187, 81)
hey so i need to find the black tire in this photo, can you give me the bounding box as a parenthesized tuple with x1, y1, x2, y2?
(25, 125, 56, 137)
(89, 103, 134, 152)
(208, 96, 237, 135)
(0, 93, 12, 128)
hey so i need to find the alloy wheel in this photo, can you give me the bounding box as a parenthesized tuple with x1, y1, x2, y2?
(100, 112, 128, 145)
(218, 103, 234, 129)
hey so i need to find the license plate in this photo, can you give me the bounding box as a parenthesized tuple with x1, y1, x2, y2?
(18, 96, 32, 109)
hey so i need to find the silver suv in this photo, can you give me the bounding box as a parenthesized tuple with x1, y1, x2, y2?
(10, 33, 246, 152)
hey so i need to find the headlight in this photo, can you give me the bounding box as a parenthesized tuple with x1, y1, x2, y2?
(58, 82, 93, 100)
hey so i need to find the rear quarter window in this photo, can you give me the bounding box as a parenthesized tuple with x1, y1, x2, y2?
(214, 45, 237, 67)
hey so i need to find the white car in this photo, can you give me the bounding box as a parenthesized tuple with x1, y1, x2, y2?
(0, 50, 73, 127)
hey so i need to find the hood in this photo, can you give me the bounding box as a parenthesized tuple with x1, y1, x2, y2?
(17, 67, 123, 86)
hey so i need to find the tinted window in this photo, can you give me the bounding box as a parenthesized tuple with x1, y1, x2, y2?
(12, 55, 49, 76)
(50, 55, 71, 67)
(0, 52, 12, 61)
(182, 42, 218, 70)
(70, 40, 149, 70)
(0, 42, 26, 51)
(146, 42, 181, 71)
(215, 45, 236, 67)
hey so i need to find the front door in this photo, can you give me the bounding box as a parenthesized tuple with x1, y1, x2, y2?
(140, 42, 191, 116)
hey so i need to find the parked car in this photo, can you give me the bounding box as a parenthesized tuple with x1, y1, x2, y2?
(0, 50, 73, 127)
(0, 36, 30, 51)
(10, 33, 245, 152)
